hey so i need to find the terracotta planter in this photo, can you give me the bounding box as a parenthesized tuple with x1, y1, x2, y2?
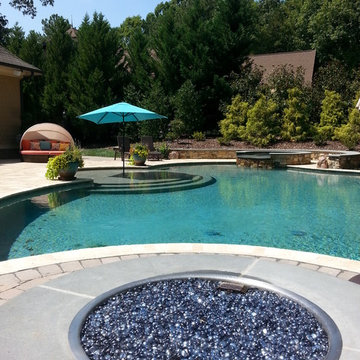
(58, 162, 79, 181)
(132, 153, 146, 166)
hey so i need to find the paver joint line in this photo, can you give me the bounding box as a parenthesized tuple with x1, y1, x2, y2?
(241, 258, 260, 275)
(39, 285, 95, 299)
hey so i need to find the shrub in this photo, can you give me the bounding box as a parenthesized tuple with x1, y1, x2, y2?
(156, 143, 171, 159)
(45, 146, 84, 180)
(166, 119, 185, 140)
(315, 90, 346, 143)
(173, 80, 204, 134)
(265, 65, 306, 111)
(219, 95, 249, 141)
(192, 131, 205, 141)
(130, 143, 149, 158)
(245, 95, 280, 147)
(281, 87, 310, 142)
(217, 137, 231, 146)
(335, 108, 360, 149)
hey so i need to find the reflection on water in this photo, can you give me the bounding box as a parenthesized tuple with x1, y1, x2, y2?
(115, 171, 195, 181)
(1, 165, 360, 261)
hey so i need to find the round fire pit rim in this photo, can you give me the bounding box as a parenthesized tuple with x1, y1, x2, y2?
(68, 270, 342, 360)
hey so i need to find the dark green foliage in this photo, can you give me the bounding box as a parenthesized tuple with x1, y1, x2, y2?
(228, 63, 263, 105)
(149, 0, 255, 129)
(20, 30, 46, 129)
(41, 15, 74, 124)
(308, 0, 360, 67)
(67, 13, 122, 143)
(265, 65, 306, 111)
(4, 0, 360, 147)
(255, 0, 296, 53)
(167, 119, 185, 140)
(138, 81, 170, 141)
(4, 23, 25, 55)
(173, 80, 203, 135)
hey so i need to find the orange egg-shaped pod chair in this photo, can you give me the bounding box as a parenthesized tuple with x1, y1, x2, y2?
(19, 123, 75, 162)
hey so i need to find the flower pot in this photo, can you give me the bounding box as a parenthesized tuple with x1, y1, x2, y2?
(58, 162, 79, 181)
(132, 154, 146, 166)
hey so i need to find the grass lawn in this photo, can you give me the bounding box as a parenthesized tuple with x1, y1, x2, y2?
(81, 148, 114, 157)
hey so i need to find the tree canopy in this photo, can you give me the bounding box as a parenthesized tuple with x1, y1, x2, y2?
(3, 0, 360, 148)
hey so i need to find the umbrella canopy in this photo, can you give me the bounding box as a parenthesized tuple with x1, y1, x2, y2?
(78, 102, 167, 176)
(78, 102, 167, 124)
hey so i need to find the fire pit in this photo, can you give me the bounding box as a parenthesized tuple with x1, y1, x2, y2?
(69, 272, 342, 360)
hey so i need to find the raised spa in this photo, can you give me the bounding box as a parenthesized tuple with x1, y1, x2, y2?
(69, 272, 342, 360)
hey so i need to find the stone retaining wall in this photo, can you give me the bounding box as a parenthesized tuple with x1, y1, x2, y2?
(327, 153, 360, 169)
(236, 151, 312, 169)
(169, 149, 236, 159)
(168, 148, 360, 170)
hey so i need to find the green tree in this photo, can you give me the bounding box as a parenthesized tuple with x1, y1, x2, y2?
(67, 12, 122, 143)
(245, 95, 280, 147)
(281, 87, 310, 141)
(308, 0, 360, 66)
(254, 0, 296, 53)
(265, 65, 306, 111)
(173, 80, 203, 135)
(315, 90, 346, 144)
(219, 95, 249, 141)
(335, 108, 360, 149)
(138, 80, 170, 140)
(149, 0, 256, 130)
(228, 63, 263, 105)
(41, 15, 74, 124)
(117, 16, 142, 48)
(20, 30, 46, 128)
(4, 23, 25, 55)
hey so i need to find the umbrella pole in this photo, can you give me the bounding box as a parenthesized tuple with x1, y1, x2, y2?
(122, 115, 125, 177)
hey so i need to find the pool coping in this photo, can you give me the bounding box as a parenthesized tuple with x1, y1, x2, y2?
(1, 243, 359, 275)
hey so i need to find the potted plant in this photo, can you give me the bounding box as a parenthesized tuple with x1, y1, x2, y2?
(45, 145, 84, 180)
(130, 143, 149, 166)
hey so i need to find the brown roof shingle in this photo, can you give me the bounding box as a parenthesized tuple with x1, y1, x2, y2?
(249, 49, 316, 84)
(0, 45, 41, 74)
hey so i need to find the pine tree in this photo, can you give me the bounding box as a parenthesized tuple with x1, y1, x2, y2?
(245, 95, 280, 147)
(42, 15, 74, 124)
(281, 87, 310, 142)
(67, 13, 123, 143)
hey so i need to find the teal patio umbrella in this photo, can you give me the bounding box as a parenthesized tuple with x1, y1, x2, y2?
(78, 102, 167, 176)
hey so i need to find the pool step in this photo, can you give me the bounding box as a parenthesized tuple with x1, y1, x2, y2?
(89, 175, 216, 194)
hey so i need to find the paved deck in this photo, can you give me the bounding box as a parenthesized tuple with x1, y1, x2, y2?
(0, 157, 359, 359)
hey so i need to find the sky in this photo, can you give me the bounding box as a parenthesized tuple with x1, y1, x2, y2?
(2, 0, 162, 34)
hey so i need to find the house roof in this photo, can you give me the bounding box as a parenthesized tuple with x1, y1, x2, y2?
(249, 49, 316, 84)
(66, 26, 78, 40)
(0, 45, 41, 75)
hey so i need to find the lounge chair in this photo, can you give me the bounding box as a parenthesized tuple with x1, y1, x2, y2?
(113, 135, 130, 160)
(141, 136, 161, 160)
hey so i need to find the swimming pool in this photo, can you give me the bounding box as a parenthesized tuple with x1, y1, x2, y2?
(1, 165, 360, 261)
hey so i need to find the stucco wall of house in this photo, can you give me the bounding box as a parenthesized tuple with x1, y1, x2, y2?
(0, 75, 21, 151)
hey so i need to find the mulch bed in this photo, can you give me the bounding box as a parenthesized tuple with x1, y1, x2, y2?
(164, 139, 360, 152)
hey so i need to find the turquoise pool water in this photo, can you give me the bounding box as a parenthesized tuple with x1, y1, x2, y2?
(1, 165, 360, 260)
